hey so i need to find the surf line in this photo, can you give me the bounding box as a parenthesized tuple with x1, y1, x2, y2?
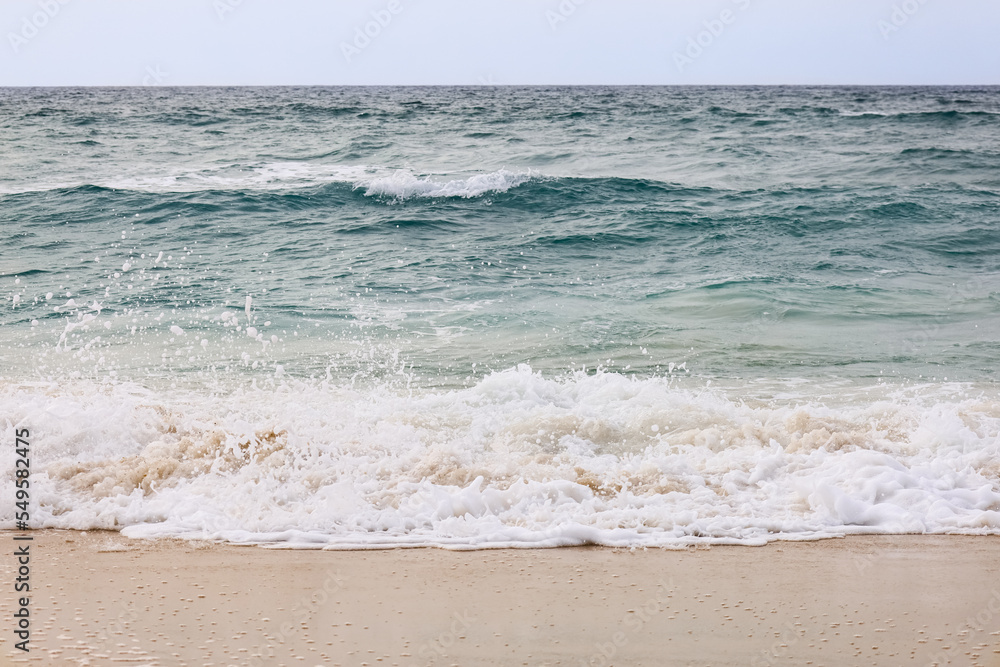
(12, 427, 32, 652)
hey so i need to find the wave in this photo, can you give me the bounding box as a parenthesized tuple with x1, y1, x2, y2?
(841, 110, 1000, 122)
(0, 168, 712, 204)
(359, 168, 535, 199)
(0, 163, 539, 199)
(2, 368, 998, 549)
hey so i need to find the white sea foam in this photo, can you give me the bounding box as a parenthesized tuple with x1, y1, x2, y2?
(2, 368, 998, 549)
(0, 163, 537, 198)
(359, 168, 534, 199)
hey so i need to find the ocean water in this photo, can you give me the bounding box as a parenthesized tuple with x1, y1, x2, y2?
(1, 86, 999, 549)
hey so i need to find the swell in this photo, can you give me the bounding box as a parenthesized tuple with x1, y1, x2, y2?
(4, 179, 998, 258)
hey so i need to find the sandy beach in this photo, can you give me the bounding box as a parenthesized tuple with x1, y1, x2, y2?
(0, 532, 997, 666)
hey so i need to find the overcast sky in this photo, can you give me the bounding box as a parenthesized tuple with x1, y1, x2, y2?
(1, 0, 998, 86)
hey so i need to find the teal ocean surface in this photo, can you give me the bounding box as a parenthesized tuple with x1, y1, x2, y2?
(1, 86, 999, 548)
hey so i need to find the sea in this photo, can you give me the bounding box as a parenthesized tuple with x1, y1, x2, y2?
(1, 86, 998, 548)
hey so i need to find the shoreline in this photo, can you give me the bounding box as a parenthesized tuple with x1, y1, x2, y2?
(1, 532, 998, 666)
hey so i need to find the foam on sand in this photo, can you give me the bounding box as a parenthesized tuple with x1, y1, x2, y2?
(2, 367, 998, 549)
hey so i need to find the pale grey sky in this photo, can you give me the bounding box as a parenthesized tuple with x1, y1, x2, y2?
(1, 0, 998, 86)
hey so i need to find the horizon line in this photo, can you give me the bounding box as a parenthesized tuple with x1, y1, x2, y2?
(2, 83, 999, 89)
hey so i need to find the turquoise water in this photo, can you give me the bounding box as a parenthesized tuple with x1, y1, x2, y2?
(1, 87, 998, 548)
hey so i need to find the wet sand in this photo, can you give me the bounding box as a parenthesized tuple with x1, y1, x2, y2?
(1, 531, 999, 666)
